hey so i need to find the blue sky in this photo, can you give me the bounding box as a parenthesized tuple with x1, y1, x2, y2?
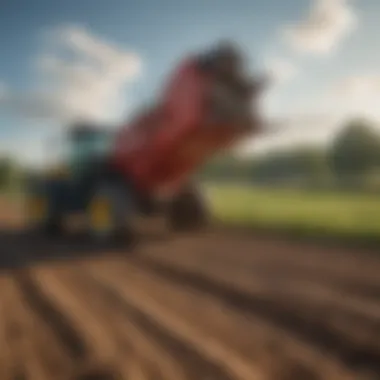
(1, 0, 380, 164)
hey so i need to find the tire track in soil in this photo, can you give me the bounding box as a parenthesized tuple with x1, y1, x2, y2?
(142, 243, 380, 346)
(15, 270, 86, 362)
(215, 260, 380, 304)
(85, 259, 354, 380)
(2, 224, 380, 379)
(241, 266, 380, 305)
(79, 272, 239, 380)
(141, 239, 380, 328)
(2, 277, 45, 380)
(54, 267, 187, 380)
(19, 268, 131, 379)
(206, 257, 380, 304)
(2, 275, 75, 380)
(13, 270, 120, 380)
(0, 277, 24, 380)
(83, 262, 265, 380)
(146, 234, 380, 302)
(131, 255, 380, 375)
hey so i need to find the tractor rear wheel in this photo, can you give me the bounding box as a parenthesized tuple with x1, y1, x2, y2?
(86, 182, 136, 245)
(167, 185, 209, 232)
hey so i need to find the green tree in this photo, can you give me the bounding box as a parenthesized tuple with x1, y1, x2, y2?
(0, 157, 25, 193)
(329, 118, 380, 186)
(0, 158, 13, 190)
(289, 147, 331, 187)
(250, 146, 329, 187)
(199, 153, 256, 182)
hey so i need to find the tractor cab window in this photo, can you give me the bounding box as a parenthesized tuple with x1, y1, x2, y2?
(71, 132, 110, 156)
(67, 127, 113, 174)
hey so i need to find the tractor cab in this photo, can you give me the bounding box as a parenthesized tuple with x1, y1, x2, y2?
(65, 123, 114, 179)
(42, 123, 113, 181)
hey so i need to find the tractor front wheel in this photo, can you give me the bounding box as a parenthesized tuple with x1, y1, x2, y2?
(86, 182, 136, 245)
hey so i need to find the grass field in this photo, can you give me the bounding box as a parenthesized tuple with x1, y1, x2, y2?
(207, 184, 380, 242)
(4, 184, 380, 243)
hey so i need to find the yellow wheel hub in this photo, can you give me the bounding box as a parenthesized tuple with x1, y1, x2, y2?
(89, 197, 112, 232)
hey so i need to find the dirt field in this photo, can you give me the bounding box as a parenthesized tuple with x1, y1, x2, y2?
(0, 211, 380, 379)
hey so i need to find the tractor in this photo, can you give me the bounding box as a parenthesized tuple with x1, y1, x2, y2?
(25, 41, 267, 243)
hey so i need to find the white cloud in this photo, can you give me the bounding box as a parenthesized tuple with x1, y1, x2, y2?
(0, 24, 142, 124)
(283, 0, 357, 55)
(264, 58, 298, 85)
(329, 74, 380, 120)
(333, 75, 380, 97)
(239, 115, 341, 156)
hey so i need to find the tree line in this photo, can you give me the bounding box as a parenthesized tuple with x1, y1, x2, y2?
(0, 157, 24, 193)
(200, 118, 380, 191)
(1, 117, 380, 193)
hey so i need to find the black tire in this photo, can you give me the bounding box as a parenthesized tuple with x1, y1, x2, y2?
(167, 185, 209, 231)
(41, 213, 65, 237)
(25, 190, 64, 238)
(86, 182, 136, 245)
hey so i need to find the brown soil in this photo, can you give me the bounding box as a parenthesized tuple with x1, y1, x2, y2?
(0, 213, 379, 379)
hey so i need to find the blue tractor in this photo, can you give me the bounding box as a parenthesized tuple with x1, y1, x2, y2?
(26, 123, 118, 238)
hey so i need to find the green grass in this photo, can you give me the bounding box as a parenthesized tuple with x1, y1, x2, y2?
(206, 184, 380, 243)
